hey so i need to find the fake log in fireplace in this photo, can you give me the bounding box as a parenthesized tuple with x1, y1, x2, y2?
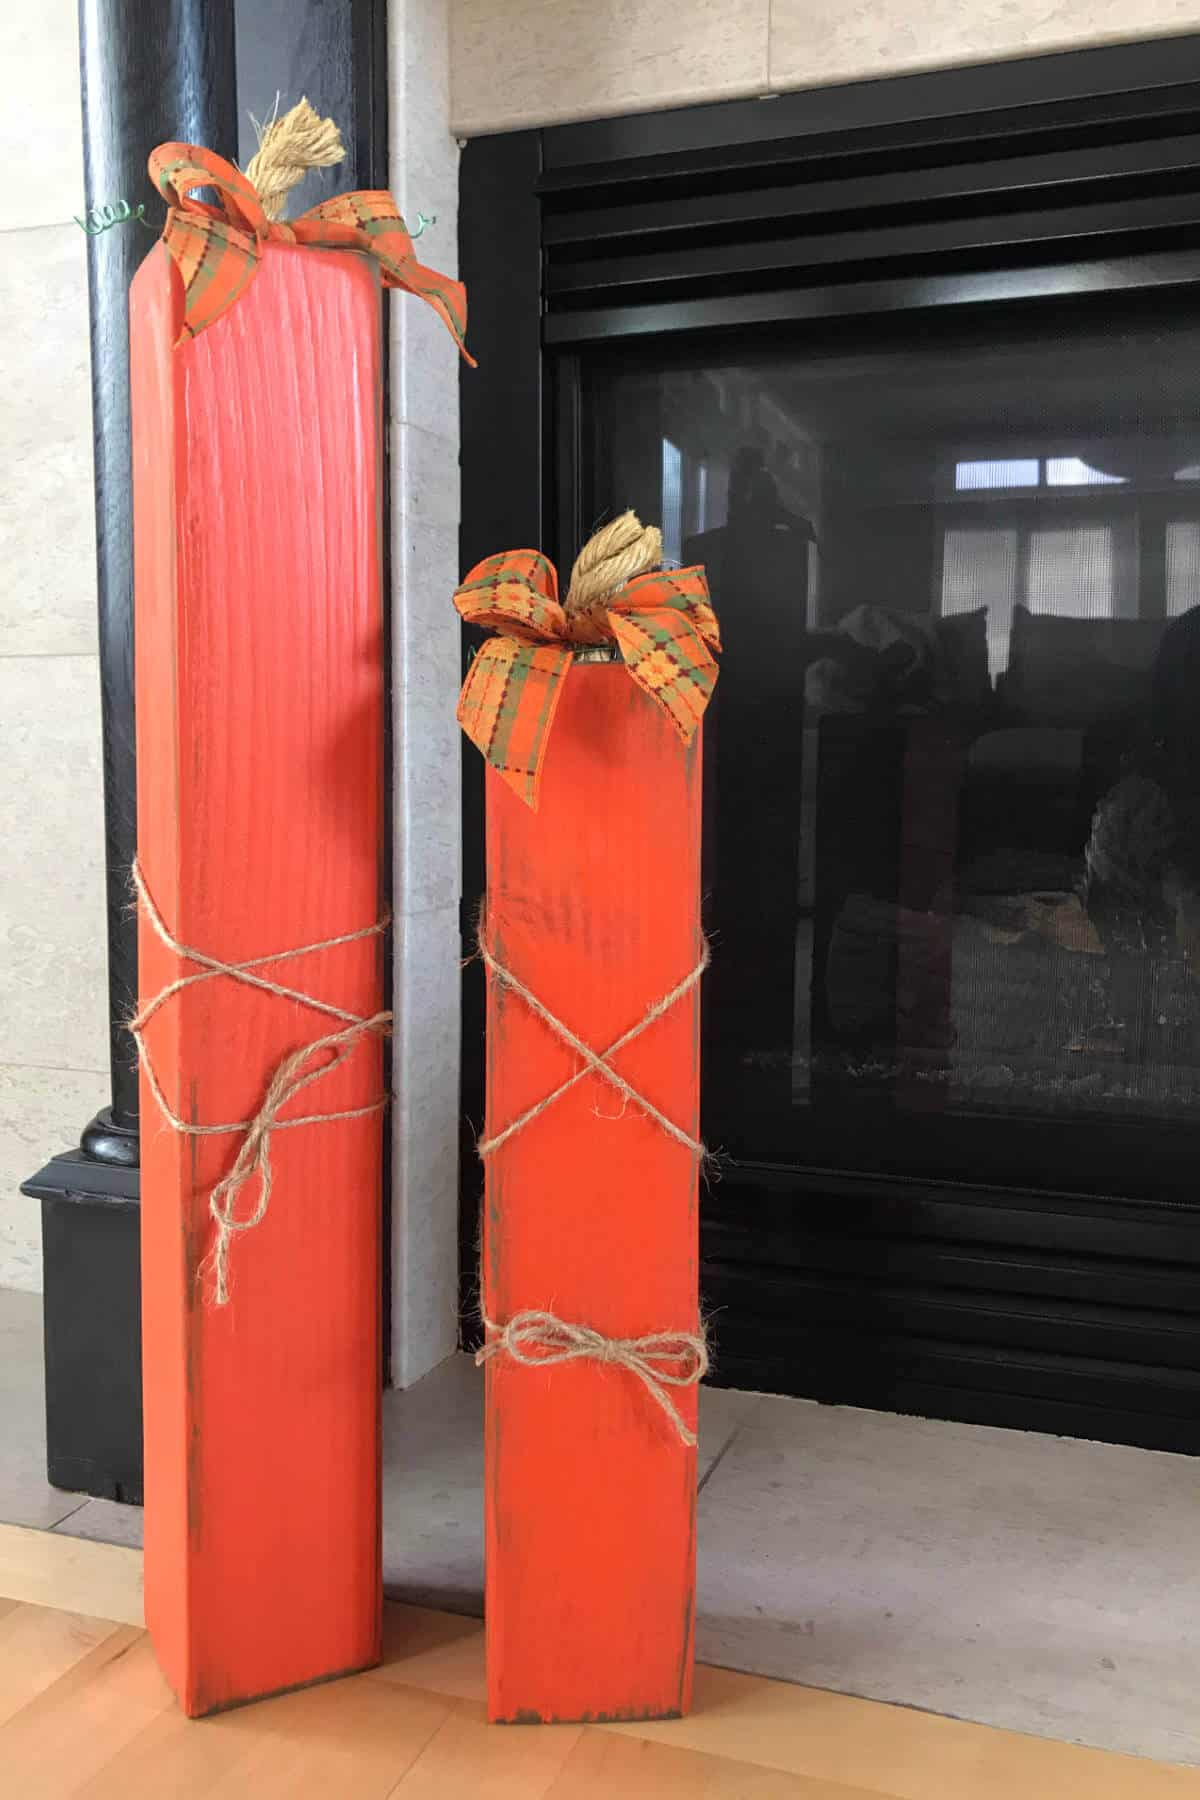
(460, 35, 1200, 1454)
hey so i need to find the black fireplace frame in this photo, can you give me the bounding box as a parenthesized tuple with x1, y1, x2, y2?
(460, 33, 1200, 1453)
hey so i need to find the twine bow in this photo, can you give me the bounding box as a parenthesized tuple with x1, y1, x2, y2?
(453, 512, 720, 808)
(147, 138, 473, 360)
(476, 1310, 709, 1447)
(131, 861, 391, 1306)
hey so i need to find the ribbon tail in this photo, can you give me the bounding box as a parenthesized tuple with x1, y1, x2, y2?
(457, 637, 573, 809)
(380, 250, 475, 365)
(608, 608, 719, 744)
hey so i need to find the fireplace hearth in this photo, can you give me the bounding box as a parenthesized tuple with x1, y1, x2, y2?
(460, 35, 1200, 1453)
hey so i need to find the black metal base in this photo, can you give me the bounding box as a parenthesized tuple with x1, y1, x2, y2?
(78, 1106, 139, 1169)
(21, 1153, 143, 1504)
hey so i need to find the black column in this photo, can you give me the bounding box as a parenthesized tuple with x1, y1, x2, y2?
(21, 0, 238, 1503)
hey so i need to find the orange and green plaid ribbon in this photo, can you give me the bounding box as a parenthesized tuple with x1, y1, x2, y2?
(454, 547, 720, 809)
(147, 142, 474, 362)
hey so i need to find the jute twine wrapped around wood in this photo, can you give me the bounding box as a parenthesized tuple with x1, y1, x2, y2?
(131, 860, 390, 1305)
(476, 1310, 709, 1447)
(475, 926, 709, 1160)
(473, 507, 711, 1445)
(474, 919, 709, 1444)
(245, 96, 346, 223)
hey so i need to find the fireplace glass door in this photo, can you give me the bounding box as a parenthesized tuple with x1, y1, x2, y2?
(581, 302, 1200, 1202)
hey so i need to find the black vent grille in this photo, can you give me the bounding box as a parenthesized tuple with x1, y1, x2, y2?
(538, 68, 1200, 340)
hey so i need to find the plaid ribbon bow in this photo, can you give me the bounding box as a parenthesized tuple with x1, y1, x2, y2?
(147, 142, 473, 361)
(454, 548, 720, 809)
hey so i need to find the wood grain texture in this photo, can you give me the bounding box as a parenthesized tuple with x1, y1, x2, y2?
(130, 238, 386, 1716)
(482, 664, 702, 1723)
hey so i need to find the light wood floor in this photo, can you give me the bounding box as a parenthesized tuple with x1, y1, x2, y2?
(2, 1523, 1198, 1798)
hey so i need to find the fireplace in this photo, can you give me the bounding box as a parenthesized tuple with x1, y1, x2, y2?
(460, 35, 1200, 1452)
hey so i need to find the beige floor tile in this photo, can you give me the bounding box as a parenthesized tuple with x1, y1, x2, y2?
(0, 225, 97, 655)
(694, 1396, 1200, 1763)
(0, 1286, 88, 1525)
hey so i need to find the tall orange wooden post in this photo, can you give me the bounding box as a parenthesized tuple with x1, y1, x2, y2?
(459, 525, 717, 1723)
(482, 666, 705, 1722)
(130, 234, 387, 1717)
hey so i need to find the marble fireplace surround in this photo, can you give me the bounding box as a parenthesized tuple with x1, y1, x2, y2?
(394, 5, 1200, 1385)
(449, 0, 1200, 137)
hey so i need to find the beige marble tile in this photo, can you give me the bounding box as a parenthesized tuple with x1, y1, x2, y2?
(695, 1392, 1200, 1765)
(451, 0, 770, 135)
(0, 5, 85, 230)
(52, 1494, 144, 1550)
(390, 0, 462, 434)
(0, 1065, 106, 1293)
(380, 1350, 760, 1612)
(393, 518, 463, 918)
(392, 0, 456, 191)
(0, 656, 109, 1076)
(0, 225, 97, 657)
(382, 1350, 483, 1610)
(390, 904, 463, 1387)
(388, 2, 465, 1388)
(392, 284, 465, 444)
(769, 0, 1200, 95)
(0, 1285, 89, 1525)
(394, 420, 461, 532)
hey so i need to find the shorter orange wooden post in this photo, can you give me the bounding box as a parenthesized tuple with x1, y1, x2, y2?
(481, 662, 705, 1723)
(131, 237, 386, 1717)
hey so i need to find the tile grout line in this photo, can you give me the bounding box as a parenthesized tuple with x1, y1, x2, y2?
(0, 652, 101, 663)
(46, 1498, 90, 1532)
(0, 218, 87, 238)
(0, 1060, 109, 1077)
(698, 1420, 745, 1496)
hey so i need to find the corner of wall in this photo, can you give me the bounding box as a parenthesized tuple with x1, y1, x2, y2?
(388, 0, 466, 1388)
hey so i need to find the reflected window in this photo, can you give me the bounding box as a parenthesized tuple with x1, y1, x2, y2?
(661, 438, 683, 565)
(1168, 521, 1200, 615)
(589, 315, 1200, 1193)
(956, 458, 1039, 490)
(1046, 457, 1126, 486)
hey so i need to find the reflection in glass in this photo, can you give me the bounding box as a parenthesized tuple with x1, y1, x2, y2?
(588, 315, 1200, 1179)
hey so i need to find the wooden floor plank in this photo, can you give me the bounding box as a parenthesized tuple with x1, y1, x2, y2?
(393, 1696, 582, 1796)
(0, 1601, 124, 1727)
(0, 1627, 171, 1798)
(74, 1669, 451, 1799)
(203, 1676, 452, 1799)
(546, 1730, 897, 1798)
(372, 1602, 487, 1703)
(3, 1534, 1199, 1797)
(605, 1665, 1200, 1798)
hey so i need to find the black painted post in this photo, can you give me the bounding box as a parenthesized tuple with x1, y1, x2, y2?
(20, 0, 238, 1503)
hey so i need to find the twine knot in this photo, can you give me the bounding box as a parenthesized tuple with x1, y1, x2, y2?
(475, 928, 709, 1163)
(130, 860, 391, 1305)
(476, 1310, 709, 1447)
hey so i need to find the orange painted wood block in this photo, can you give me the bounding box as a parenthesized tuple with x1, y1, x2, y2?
(130, 240, 386, 1717)
(482, 663, 703, 1723)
